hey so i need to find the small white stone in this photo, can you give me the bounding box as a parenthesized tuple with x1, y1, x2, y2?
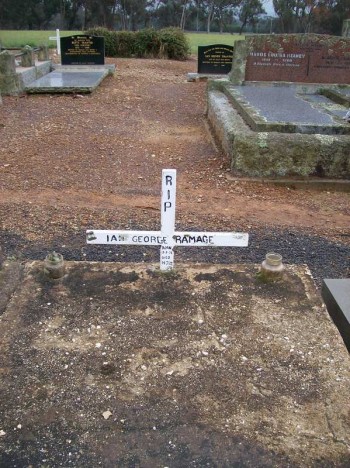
(0, 430, 6, 436)
(198, 319, 204, 325)
(95, 343, 102, 348)
(102, 411, 112, 420)
(141, 365, 147, 371)
(202, 351, 208, 356)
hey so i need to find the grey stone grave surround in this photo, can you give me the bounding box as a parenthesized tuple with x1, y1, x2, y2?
(206, 34, 350, 179)
(0, 48, 52, 95)
(37, 46, 49, 62)
(0, 51, 22, 95)
(21, 46, 35, 68)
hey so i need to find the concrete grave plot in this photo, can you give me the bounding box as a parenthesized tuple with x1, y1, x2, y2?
(207, 34, 350, 178)
(25, 65, 115, 94)
(1, 260, 350, 466)
(0, 49, 51, 96)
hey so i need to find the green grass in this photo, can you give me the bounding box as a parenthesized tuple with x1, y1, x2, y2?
(0, 30, 81, 48)
(0, 30, 244, 54)
(186, 32, 244, 54)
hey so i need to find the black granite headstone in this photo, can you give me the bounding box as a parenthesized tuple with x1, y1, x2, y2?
(198, 44, 233, 74)
(61, 35, 105, 66)
(322, 279, 350, 352)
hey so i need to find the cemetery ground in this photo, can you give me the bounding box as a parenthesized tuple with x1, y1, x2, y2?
(0, 57, 349, 283)
(0, 57, 350, 466)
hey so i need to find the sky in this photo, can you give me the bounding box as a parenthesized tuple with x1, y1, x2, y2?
(263, 0, 276, 17)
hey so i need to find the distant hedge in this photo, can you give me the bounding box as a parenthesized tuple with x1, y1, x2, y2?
(85, 27, 190, 60)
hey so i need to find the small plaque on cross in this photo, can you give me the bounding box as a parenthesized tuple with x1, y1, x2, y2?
(87, 169, 249, 270)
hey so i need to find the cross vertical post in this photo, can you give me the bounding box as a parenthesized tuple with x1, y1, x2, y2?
(56, 29, 61, 55)
(160, 169, 176, 271)
(49, 29, 61, 55)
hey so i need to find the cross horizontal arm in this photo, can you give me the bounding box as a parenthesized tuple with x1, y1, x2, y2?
(87, 230, 248, 247)
(174, 232, 249, 247)
(87, 230, 167, 245)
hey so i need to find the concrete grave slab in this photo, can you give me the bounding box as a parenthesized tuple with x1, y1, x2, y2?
(0, 260, 350, 466)
(225, 85, 350, 135)
(25, 65, 115, 94)
(322, 279, 350, 352)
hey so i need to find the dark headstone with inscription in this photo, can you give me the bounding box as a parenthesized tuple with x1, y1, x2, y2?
(61, 35, 105, 66)
(230, 34, 350, 85)
(198, 44, 233, 74)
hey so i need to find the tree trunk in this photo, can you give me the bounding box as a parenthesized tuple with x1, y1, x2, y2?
(207, 3, 214, 33)
(239, 18, 247, 34)
(180, 4, 186, 30)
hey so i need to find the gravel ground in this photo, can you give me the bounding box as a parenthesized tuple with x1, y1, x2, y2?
(0, 226, 348, 288)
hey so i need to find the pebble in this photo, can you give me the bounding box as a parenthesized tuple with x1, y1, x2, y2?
(102, 411, 112, 420)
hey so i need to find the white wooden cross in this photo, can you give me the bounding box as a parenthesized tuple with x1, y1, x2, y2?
(49, 29, 61, 55)
(86, 169, 249, 270)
